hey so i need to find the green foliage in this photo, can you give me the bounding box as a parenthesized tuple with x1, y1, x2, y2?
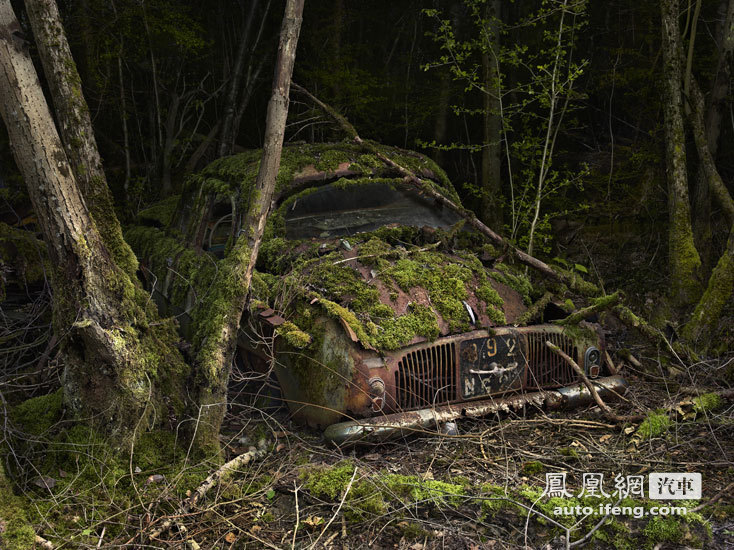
(422, 0, 590, 254)
(635, 411, 672, 439)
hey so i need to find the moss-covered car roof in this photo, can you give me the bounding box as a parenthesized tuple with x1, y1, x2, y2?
(127, 142, 535, 353)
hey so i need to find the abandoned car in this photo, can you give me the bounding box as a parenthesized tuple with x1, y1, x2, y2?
(126, 142, 627, 444)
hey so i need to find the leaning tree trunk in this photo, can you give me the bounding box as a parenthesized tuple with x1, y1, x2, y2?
(660, 0, 702, 308)
(188, 0, 305, 455)
(0, 1, 188, 449)
(24, 0, 138, 278)
(682, 79, 734, 345)
(691, 0, 734, 271)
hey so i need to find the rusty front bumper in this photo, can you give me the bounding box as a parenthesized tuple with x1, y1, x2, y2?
(323, 375, 628, 446)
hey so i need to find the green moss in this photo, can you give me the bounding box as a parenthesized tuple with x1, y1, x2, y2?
(521, 461, 545, 476)
(277, 321, 312, 349)
(692, 392, 723, 414)
(398, 522, 429, 541)
(136, 195, 180, 227)
(0, 222, 50, 297)
(644, 516, 682, 545)
(635, 411, 672, 439)
(380, 474, 465, 507)
(0, 464, 36, 550)
(12, 390, 64, 436)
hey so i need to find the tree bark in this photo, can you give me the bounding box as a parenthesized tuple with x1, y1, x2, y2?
(660, 0, 702, 308)
(691, 0, 734, 267)
(24, 0, 138, 278)
(0, 0, 188, 449)
(188, 0, 305, 454)
(480, 0, 503, 230)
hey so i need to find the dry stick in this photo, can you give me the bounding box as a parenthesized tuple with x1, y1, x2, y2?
(291, 83, 597, 296)
(148, 445, 267, 541)
(604, 351, 619, 376)
(545, 341, 645, 423)
(690, 481, 734, 513)
(307, 467, 358, 550)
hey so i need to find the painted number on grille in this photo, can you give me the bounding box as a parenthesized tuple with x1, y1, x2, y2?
(460, 335, 523, 398)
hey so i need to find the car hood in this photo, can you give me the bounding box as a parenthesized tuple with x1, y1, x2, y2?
(253, 232, 533, 352)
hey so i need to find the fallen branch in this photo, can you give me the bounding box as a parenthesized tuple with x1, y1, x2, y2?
(690, 481, 734, 513)
(292, 82, 599, 296)
(545, 341, 644, 423)
(148, 443, 269, 541)
(556, 291, 621, 326)
(516, 291, 553, 325)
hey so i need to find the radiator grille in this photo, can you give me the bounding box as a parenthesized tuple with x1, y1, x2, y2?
(526, 331, 578, 388)
(395, 343, 456, 409)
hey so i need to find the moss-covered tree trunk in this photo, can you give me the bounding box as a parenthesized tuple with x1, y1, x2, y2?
(660, 0, 702, 308)
(188, 0, 305, 454)
(480, 0, 503, 230)
(24, 0, 138, 278)
(0, 1, 188, 449)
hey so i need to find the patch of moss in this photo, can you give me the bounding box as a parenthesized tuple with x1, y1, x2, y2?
(521, 461, 545, 476)
(276, 321, 312, 349)
(0, 464, 36, 550)
(380, 474, 465, 507)
(12, 389, 63, 436)
(635, 411, 672, 439)
(692, 392, 723, 414)
(136, 195, 180, 227)
(0, 222, 50, 298)
(643, 516, 682, 546)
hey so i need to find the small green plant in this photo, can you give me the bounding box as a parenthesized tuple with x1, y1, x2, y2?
(636, 411, 672, 439)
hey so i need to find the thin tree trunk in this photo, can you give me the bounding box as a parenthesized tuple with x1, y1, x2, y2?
(691, 0, 733, 268)
(161, 91, 180, 195)
(433, 70, 450, 168)
(480, 0, 502, 230)
(188, 0, 305, 454)
(24, 0, 138, 277)
(118, 52, 131, 198)
(218, 0, 260, 157)
(660, 0, 702, 307)
(0, 1, 188, 448)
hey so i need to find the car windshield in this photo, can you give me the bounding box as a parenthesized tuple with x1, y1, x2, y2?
(284, 182, 461, 239)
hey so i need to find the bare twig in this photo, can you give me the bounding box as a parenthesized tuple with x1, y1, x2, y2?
(149, 443, 269, 541)
(307, 467, 357, 550)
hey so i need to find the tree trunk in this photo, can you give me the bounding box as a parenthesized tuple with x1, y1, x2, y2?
(660, 0, 702, 308)
(188, 0, 305, 454)
(218, 0, 259, 157)
(480, 0, 503, 230)
(24, 0, 138, 278)
(691, 0, 734, 269)
(0, 1, 189, 448)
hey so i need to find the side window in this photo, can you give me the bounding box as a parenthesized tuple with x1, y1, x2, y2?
(204, 201, 233, 257)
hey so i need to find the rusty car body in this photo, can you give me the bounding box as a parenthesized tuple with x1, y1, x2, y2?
(126, 142, 626, 444)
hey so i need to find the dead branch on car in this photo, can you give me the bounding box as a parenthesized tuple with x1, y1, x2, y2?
(545, 340, 644, 423)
